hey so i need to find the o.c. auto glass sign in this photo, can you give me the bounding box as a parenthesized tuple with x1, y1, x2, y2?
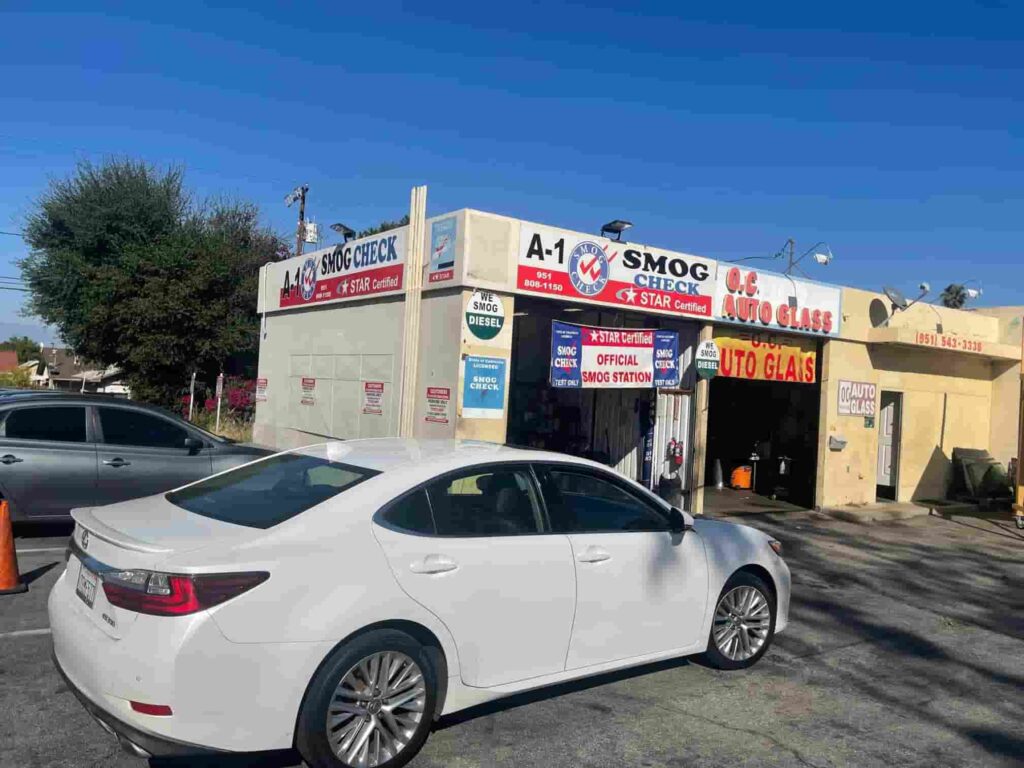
(518, 223, 716, 319)
(713, 266, 842, 337)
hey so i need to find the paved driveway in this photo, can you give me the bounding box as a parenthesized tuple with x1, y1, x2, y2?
(2, 508, 1022, 768)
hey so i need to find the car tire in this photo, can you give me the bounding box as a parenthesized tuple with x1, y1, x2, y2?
(296, 629, 438, 768)
(699, 571, 776, 671)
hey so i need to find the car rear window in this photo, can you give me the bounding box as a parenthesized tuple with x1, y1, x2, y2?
(166, 453, 379, 529)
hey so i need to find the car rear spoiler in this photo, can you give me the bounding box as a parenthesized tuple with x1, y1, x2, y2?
(70, 507, 175, 554)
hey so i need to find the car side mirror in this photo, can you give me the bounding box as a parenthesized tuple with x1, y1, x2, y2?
(183, 437, 204, 455)
(668, 506, 694, 534)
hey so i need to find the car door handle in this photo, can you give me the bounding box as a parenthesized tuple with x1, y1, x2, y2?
(102, 458, 131, 468)
(576, 546, 612, 564)
(0, 454, 23, 465)
(409, 555, 459, 575)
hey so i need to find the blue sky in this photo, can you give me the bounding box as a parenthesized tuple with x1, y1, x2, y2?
(1, 2, 1022, 342)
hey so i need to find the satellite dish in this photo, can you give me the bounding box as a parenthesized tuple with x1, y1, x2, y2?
(883, 285, 909, 311)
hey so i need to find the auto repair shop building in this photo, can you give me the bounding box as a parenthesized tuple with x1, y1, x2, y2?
(254, 191, 1021, 513)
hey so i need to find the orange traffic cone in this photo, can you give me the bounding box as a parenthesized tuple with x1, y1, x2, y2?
(0, 499, 27, 595)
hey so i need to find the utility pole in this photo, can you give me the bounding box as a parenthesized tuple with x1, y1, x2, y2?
(784, 238, 796, 274)
(285, 184, 310, 259)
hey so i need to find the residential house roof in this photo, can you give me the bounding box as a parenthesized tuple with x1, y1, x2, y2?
(0, 350, 18, 373)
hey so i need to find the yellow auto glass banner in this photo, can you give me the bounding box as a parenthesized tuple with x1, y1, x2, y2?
(713, 329, 817, 384)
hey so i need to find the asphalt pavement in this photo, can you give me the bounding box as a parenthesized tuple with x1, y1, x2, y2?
(2, 508, 1022, 768)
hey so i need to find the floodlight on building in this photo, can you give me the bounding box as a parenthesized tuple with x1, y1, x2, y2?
(600, 220, 633, 241)
(284, 185, 308, 207)
(330, 223, 356, 242)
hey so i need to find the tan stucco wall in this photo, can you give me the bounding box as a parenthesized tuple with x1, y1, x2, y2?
(819, 339, 994, 506)
(976, 307, 1023, 465)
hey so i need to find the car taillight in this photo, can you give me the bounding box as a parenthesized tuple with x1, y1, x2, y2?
(102, 570, 268, 616)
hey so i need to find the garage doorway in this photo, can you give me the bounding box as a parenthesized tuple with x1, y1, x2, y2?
(876, 391, 903, 501)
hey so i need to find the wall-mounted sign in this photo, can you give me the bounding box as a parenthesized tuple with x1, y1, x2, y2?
(549, 321, 680, 389)
(255, 378, 268, 402)
(713, 266, 841, 337)
(362, 381, 385, 415)
(465, 290, 505, 340)
(838, 380, 877, 416)
(517, 224, 716, 318)
(695, 340, 720, 379)
(913, 331, 984, 354)
(714, 330, 817, 384)
(425, 386, 451, 424)
(429, 217, 457, 283)
(265, 227, 408, 312)
(300, 377, 316, 405)
(462, 356, 506, 419)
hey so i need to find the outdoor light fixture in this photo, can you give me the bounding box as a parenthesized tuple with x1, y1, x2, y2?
(600, 219, 633, 241)
(330, 223, 356, 242)
(726, 238, 835, 273)
(881, 283, 932, 327)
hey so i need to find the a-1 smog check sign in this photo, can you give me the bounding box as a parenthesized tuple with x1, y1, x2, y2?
(713, 266, 842, 337)
(267, 227, 409, 311)
(517, 223, 716, 318)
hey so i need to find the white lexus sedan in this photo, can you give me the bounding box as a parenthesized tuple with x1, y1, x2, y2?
(49, 439, 790, 768)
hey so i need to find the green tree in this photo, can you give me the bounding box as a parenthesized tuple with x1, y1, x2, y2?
(939, 283, 968, 309)
(357, 214, 409, 239)
(20, 159, 286, 406)
(0, 335, 40, 363)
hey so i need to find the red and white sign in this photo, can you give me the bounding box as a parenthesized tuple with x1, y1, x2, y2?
(300, 377, 316, 406)
(362, 381, 385, 415)
(255, 377, 268, 402)
(424, 386, 451, 424)
(838, 380, 877, 416)
(713, 266, 842, 337)
(265, 227, 408, 312)
(517, 224, 716, 318)
(580, 327, 657, 388)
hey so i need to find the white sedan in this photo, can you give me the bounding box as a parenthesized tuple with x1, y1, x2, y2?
(49, 439, 791, 768)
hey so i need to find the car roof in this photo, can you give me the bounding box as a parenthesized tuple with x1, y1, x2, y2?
(0, 391, 181, 418)
(290, 438, 603, 476)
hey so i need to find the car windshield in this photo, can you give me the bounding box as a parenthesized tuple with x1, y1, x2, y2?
(166, 452, 379, 529)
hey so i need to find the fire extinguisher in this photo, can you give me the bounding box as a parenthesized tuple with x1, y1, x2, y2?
(669, 438, 684, 468)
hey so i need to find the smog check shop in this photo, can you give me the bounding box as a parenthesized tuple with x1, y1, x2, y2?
(254, 209, 714, 505)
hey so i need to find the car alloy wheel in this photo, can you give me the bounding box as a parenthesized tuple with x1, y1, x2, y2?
(326, 651, 427, 767)
(712, 585, 771, 661)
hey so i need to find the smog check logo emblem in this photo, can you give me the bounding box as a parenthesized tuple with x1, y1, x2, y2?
(81, 530, 89, 550)
(300, 257, 318, 301)
(568, 241, 610, 297)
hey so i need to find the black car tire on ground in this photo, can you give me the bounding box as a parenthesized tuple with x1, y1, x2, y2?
(296, 629, 439, 768)
(699, 570, 777, 671)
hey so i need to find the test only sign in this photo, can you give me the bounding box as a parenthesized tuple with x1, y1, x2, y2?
(838, 380, 877, 416)
(549, 321, 679, 389)
(462, 356, 506, 419)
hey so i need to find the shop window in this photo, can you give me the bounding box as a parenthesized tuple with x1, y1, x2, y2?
(539, 467, 670, 534)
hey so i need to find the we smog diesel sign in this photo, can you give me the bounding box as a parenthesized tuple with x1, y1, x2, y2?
(517, 223, 716, 318)
(268, 227, 409, 311)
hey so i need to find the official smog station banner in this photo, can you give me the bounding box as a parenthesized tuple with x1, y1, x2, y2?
(713, 266, 842, 337)
(265, 227, 409, 312)
(550, 321, 680, 389)
(713, 330, 817, 384)
(518, 224, 716, 319)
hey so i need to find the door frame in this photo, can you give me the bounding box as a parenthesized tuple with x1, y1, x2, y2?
(877, 390, 903, 500)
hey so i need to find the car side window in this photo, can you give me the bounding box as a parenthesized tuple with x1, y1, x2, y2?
(378, 489, 436, 535)
(538, 466, 670, 534)
(98, 407, 189, 449)
(425, 467, 543, 537)
(1, 406, 88, 443)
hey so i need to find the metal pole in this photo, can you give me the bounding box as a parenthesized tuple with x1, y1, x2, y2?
(785, 238, 795, 274)
(295, 186, 307, 259)
(188, 371, 196, 422)
(215, 373, 224, 433)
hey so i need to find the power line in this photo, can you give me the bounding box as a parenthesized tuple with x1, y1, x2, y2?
(0, 230, 25, 237)
(0, 286, 27, 292)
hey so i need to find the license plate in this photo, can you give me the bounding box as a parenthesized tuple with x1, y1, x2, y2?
(76, 564, 99, 608)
